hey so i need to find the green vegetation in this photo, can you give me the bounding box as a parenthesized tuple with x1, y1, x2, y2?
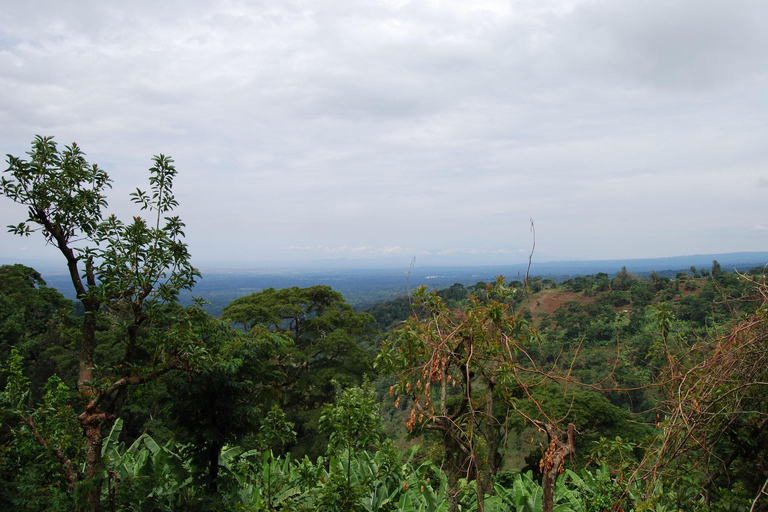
(2, 136, 767, 511)
(222, 285, 376, 458)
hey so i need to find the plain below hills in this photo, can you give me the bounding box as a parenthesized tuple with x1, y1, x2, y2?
(37, 251, 768, 317)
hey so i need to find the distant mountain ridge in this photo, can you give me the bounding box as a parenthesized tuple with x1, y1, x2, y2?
(519, 251, 768, 277)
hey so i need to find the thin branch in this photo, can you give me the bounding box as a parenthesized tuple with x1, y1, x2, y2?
(524, 219, 535, 294)
(751, 476, 768, 512)
(20, 414, 78, 491)
(98, 358, 184, 400)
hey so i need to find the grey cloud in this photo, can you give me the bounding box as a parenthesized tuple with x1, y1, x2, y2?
(2, 0, 768, 267)
(545, 0, 768, 92)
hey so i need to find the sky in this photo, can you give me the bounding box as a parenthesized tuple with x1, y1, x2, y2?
(1, 0, 767, 271)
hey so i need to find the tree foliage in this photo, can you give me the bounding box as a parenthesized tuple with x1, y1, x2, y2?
(1, 135, 201, 511)
(0, 264, 73, 394)
(640, 274, 768, 509)
(222, 285, 376, 458)
(377, 276, 545, 511)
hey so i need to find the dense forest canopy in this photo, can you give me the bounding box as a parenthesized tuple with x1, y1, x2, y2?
(1, 137, 767, 511)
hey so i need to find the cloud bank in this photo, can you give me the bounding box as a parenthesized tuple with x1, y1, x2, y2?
(1, 0, 767, 269)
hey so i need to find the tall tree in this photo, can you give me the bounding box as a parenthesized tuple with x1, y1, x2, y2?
(612, 266, 638, 291)
(0, 264, 80, 409)
(376, 277, 545, 512)
(0, 264, 72, 365)
(164, 319, 289, 494)
(1, 135, 200, 510)
(222, 285, 376, 457)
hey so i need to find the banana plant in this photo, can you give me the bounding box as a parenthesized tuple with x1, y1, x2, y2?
(227, 449, 308, 510)
(464, 471, 584, 512)
(102, 418, 192, 503)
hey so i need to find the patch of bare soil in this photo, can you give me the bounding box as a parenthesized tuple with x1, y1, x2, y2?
(526, 288, 595, 320)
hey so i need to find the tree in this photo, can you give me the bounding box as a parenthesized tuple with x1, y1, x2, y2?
(376, 277, 545, 512)
(320, 380, 383, 455)
(1, 348, 82, 510)
(164, 319, 289, 493)
(317, 381, 385, 512)
(711, 259, 723, 280)
(612, 266, 638, 291)
(595, 272, 611, 292)
(646, 270, 669, 293)
(1, 135, 200, 510)
(642, 275, 768, 509)
(222, 285, 376, 458)
(0, 264, 73, 386)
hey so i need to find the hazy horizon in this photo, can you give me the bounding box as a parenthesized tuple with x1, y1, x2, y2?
(5, 250, 767, 277)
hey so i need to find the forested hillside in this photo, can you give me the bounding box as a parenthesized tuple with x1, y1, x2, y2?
(1, 138, 767, 511)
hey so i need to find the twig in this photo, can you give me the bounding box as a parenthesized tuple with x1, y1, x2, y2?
(751, 476, 768, 512)
(524, 219, 535, 293)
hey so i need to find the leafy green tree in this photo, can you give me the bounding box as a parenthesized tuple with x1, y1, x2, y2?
(320, 380, 383, 455)
(1, 348, 81, 510)
(611, 266, 637, 291)
(1, 135, 200, 510)
(0, 265, 71, 350)
(222, 285, 376, 458)
(594, 272, 611, 292)
(629, 281, 654, 310)
(0, 264, 78, 400)
(711, 259, 723, 280)
(164, 319, 289, 494)
(438, 283, 469, 306)
(646, 270, 669, 293)
(317, 381, 385, 512)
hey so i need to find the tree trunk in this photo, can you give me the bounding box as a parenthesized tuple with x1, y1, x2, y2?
(446, 468, 460, 512)
(79, 310, 97, 388)
(79, 404, 110, 512)
(208, 443, 221, 494)
(65, 247, 105, 511)
(78, 301, 104, 510)
(476, 482, 485, 512)
(444, 431, 463, 512)
(542, 465, 557, 512)
(539, 423, 575, 512)
(480, 378, 497, 501)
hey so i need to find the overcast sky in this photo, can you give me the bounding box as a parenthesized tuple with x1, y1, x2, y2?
(2, 0, 767, 270)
